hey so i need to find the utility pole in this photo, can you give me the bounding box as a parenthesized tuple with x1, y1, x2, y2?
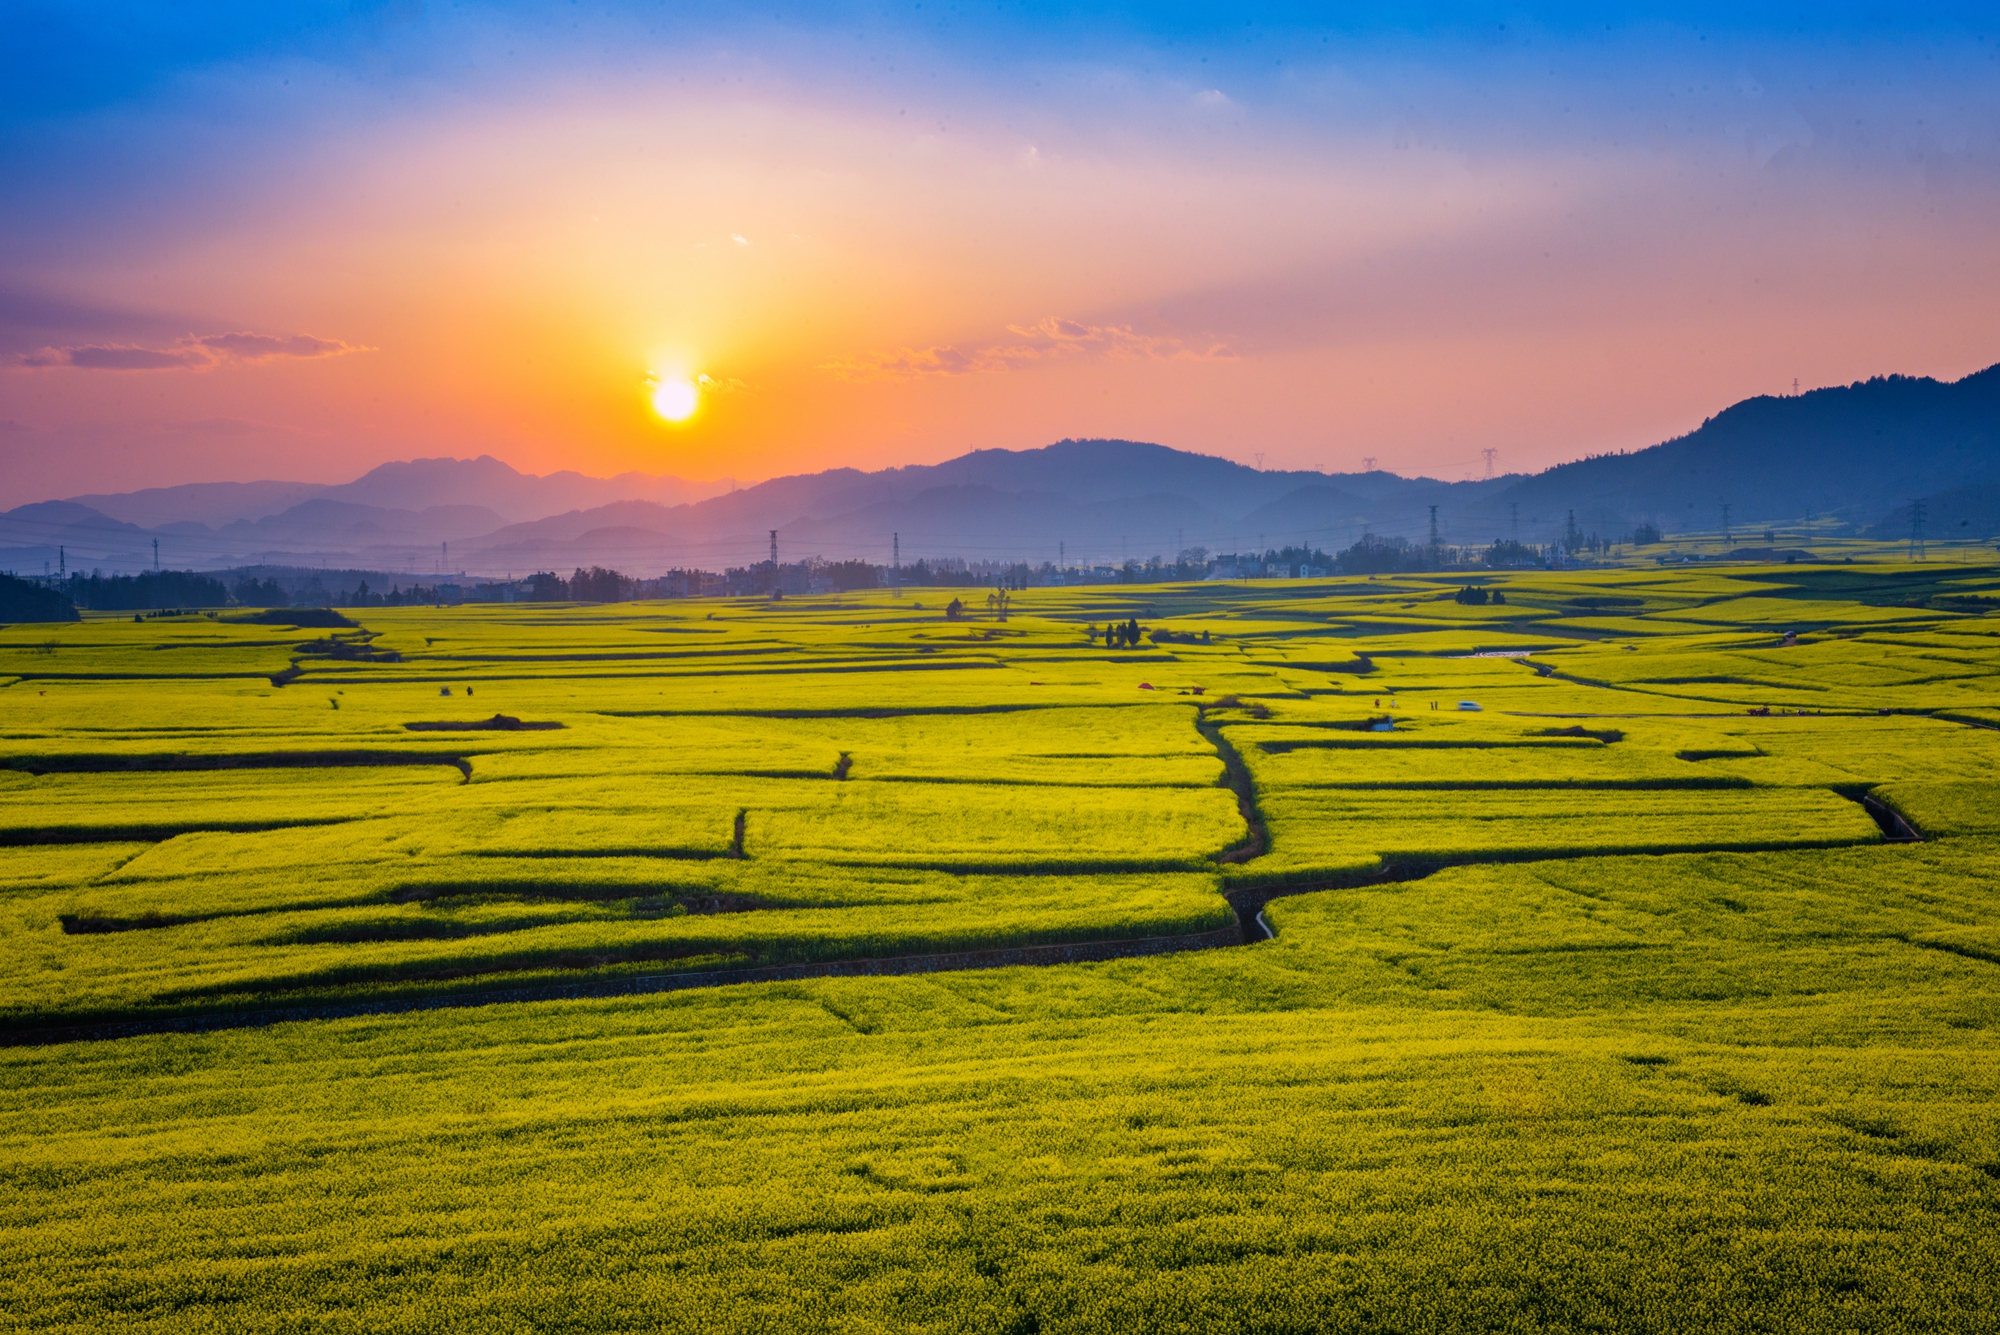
(1909, 499, 1927, 561)
(1058, 540, 1065, 572)
(1481, 448, 1498, 480)
(442, 541, 448, 575)
(58, 545, 65, 581)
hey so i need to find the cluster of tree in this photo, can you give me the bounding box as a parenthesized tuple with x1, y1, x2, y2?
(1333, 534, 1427, 574)
(337, 581, 461, 607)
(233, 577, 288, 606)
(1262, 545, 1333, 576)
(568, 567, 633, 602)
(1113, 551, 1213, 583)
(1090, 618, 1146, 648)
(0, 573, 79, 622)
(1484, 540, 1542, 568)
(821, 560, 880, 592)
(1632, 523, 1663, 545)
(522, 571, 572, 600)
(64, 569, 229, 611)
(1453, 585, 1509, 605)
(1329, 535, 1562, 574)
(897, 559, 992, 588)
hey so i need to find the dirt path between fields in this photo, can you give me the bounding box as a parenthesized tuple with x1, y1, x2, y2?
(1, 752, 472, 780)
(1194, 706, 1268, 868)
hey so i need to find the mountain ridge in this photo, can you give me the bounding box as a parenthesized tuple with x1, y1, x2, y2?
(6, 362, 1995, 575)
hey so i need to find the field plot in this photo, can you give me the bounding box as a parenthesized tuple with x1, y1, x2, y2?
(1255, 785, 1878, 868)
(2, 566, 1998, 1330)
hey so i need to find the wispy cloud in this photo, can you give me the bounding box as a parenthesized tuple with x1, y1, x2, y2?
(822, 316, 1234, 383)
(13, 330, 371, 371)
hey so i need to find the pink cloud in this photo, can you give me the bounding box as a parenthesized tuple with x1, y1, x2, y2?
(13, 330, 371, 371)
(822, 316, 1234, 383)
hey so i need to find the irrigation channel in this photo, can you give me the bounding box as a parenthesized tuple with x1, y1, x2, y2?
(0, 710, 1929, 1047)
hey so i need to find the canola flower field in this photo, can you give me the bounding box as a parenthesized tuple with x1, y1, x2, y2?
(2, 561, 1999, 1331)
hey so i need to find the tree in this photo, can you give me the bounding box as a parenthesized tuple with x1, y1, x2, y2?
(233, 576, 287, 606)
(64, 570, 228, 611)
(945, 598, 965, 621)
(0, 573, 78, 623)
(569, 567, 629, 602)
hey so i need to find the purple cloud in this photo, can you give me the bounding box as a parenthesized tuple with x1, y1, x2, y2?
(13, 330, 370, 371)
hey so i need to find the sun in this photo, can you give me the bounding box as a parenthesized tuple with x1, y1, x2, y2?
(651, 376, 699, 422)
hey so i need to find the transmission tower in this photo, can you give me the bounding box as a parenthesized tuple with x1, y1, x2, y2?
(1481, 448, 1498, 480)
(1361, 456, 1377, 472)
(152, 539, 159, 572)
(1428, 504, 1440, 557)
(1254, 452, 1265, 470)
(769, 530, 778, 565)
(1909, 499, 1927, 561)
(1509, 502, 1520, 545)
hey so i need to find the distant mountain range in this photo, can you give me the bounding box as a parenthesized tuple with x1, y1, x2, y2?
(5, 364, 1995, 578)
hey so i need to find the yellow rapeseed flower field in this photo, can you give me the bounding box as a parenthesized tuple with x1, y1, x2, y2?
(2, 563, 1998, 1330)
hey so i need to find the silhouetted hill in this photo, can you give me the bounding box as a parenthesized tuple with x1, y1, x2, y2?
(61, 456, 728, 531)
(69, 480, 328, 529)
(1870, 483, 2000, 545)
(1475, 366, 2000, 540)
(319, 455, 726, 520)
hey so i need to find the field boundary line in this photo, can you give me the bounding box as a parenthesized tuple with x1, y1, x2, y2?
(0, 925, 1242, 1048)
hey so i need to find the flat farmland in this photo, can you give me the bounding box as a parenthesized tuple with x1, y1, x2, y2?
(3, 563, 2000, 1332)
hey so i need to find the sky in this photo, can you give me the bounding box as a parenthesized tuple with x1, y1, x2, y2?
(2, 2, 1998, 506)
